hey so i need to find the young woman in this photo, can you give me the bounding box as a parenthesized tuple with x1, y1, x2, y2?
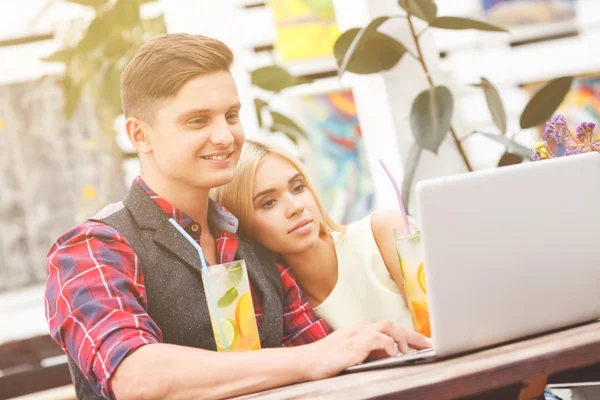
(211, 139, 414, 332)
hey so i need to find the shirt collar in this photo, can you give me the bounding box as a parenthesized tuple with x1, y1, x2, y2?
(136, 177, 238, 238)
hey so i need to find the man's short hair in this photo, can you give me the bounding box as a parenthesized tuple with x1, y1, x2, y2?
(120, 33, 234, 124)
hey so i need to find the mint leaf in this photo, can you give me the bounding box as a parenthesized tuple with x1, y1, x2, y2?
(227, 262, 243, 286)
(217, 287, 238, 308)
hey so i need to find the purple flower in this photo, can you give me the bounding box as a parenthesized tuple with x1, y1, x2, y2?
(551, 114, 567, 127)
(576, 121, 596, 140)
(564, 146, 582, 156)
(533, 115, 600, 160)
(545, 113, 569, 142)
(543, 122, 554, 140)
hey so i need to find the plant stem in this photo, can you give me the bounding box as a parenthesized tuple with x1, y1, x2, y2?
(406, 14, 473, 172)
(417, 26, 429, 38)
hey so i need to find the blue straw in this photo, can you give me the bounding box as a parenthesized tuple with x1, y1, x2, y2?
(168, 218, 230, 352)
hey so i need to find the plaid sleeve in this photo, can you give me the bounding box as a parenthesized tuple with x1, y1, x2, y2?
(277, 262, 333, 346)
(44, 221, 163, 399)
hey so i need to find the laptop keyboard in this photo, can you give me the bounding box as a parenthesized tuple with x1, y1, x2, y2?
(400, 348, 436, 358)
(346, 347, 436, 372)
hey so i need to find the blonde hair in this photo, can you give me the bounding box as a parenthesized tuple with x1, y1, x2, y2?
(121, 33, 234, 123)
(211, 139, 345, 238)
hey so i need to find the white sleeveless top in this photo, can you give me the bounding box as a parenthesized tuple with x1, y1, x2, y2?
(313, 214, 414, 331)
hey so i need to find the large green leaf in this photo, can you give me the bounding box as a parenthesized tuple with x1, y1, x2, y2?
(334, 26, 406, 75)
(76, 14, 113, 53)
(102, 64, 124, 119)
(112, 0, 141, 29)
(337, 17, 390, 75)
(401, 144, 422, 209)
(410, 86, 454, 153)
(270, 111, 308, 142)
(430, 17, 507, 32)
(141, 15, 167, 36)
(398, 0, 437, 23)
(102, 33, 133, 60)
(251, 66, 308, 93)
(254, 98, 268, 128)
(498, 152, 524, 167)
(479, 77, 507, 135)
(41, 48, 74, 63)
(68, 53, 102, 87)
(478, 132, 531, 158)
(76, 0, 140, 54)
(519, 76, 574, 129)
(62, 76, 82, 120)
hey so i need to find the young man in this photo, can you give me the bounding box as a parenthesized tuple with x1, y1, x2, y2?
(45, 33, 430, 400)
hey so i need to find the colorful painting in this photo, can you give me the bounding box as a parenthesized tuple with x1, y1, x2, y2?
(482, 0, 576, 27)
(269, 0, 340, 63)
(299, 89, 375, 224)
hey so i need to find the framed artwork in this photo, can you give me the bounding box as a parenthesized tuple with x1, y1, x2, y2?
(269, 0, 340, 63)
(482, 0, 577, 27)
(290, 88, 375, 224)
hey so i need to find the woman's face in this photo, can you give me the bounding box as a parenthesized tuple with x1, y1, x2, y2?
(251, 155, 321, 256)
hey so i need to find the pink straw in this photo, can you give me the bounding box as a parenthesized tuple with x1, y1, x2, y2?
(378, 159, 412, 235)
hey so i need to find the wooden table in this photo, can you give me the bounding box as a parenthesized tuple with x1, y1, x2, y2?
(237, 320, 600, 400)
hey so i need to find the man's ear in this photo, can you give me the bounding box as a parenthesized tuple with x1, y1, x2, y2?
(125, 117, 152, 154)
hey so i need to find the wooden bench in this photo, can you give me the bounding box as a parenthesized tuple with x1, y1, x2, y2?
(0, 335, 72, 400)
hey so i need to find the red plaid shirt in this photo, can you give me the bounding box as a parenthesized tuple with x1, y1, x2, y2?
(45, 177, 331, 399)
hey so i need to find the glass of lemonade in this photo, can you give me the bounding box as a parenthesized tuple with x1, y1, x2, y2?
(394, 227, 431, 337)
(201, 260, 261, 352)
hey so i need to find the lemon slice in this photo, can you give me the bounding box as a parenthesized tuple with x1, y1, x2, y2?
(417, 263, 427, 294)
(212, 318, 237, 350)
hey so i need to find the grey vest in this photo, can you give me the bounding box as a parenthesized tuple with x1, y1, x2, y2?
(68, 182, 284, 399)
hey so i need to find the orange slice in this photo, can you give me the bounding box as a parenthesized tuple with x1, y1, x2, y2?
(411, 300, 431, 337)
(235, 292, 258, 338)
(417, 263, 427, 294)
(230, 335, 261, 352)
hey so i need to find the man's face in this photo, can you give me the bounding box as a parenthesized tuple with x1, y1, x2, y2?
(143, 71, 244, 190)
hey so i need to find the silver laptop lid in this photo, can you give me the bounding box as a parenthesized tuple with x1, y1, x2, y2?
(415, 152, 600, 357)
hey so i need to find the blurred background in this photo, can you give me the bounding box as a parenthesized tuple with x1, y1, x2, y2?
(0, 0, 597, 398)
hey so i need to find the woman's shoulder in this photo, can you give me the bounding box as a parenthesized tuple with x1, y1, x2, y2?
(335, 211, 407, 241)
(370, 210, 411, 240)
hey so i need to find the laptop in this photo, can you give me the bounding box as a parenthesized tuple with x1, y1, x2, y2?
(347, 152, 600, 372)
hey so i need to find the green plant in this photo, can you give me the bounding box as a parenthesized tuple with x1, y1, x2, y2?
(40, 0, 166, 202)
(250, 66, 313, 143)
(332, 0, 573, 204)
(42, 0, 165, 131)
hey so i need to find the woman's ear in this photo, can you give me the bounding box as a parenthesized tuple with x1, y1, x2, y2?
(125, 117, 152, 154)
